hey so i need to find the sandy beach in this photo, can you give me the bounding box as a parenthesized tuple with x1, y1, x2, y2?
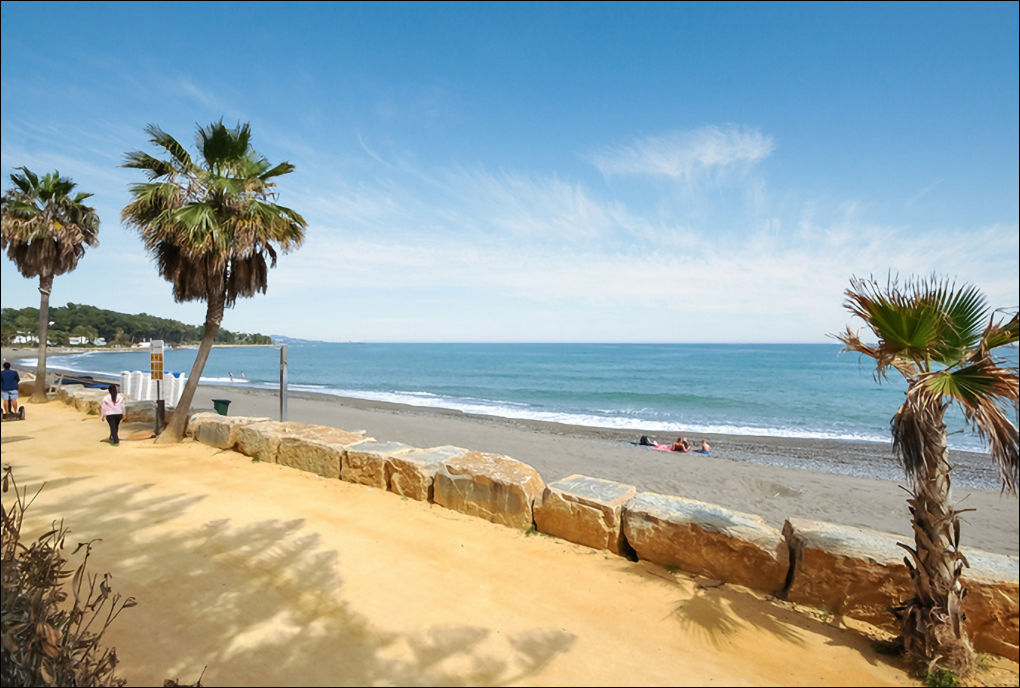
(0, 402, 991, 687)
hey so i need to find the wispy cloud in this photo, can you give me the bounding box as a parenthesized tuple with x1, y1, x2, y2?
(906, 178, 942, 206)
(588, 125, 775, 183)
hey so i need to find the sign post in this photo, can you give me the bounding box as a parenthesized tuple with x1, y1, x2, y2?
(280, 345, 288, 422)
(150, 339, 165, 434)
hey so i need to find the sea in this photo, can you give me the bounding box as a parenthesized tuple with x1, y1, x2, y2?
(42, 342, 1019, 454)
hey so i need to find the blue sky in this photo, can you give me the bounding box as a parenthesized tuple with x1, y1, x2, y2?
(1, 1, 1017, 342)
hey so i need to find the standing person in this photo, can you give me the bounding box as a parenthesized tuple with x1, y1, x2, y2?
(100, 383, 125, 445)
(1, 362, 20, 416)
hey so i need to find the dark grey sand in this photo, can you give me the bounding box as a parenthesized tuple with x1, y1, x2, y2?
(6, 349, 1018, 557)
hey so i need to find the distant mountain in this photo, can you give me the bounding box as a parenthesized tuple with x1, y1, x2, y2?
(269, 335, 326, 345)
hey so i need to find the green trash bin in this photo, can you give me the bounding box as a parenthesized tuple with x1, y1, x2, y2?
(212, 399, 231, 416)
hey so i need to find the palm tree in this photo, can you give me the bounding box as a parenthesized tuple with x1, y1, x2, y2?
(121, 121, 306, 443)
(1, 168, 100, 402)
(837, 275, 1018, 677)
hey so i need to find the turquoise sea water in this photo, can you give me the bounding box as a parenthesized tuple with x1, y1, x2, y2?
(45, 342, 1018, 452)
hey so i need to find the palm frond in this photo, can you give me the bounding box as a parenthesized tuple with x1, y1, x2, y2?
(2, 168, 100, 279)
(121, 151, 177, 179)
(978, 312, 1019, 357)
(145, 124, 193, 171)
(123, 120, 303, 313)
(919, 359, 1019, 494)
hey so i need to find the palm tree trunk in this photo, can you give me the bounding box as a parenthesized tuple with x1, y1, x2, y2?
(31, 274, 53, 403)
(155, 290, 225, 444)
(899, 406, 974, 675)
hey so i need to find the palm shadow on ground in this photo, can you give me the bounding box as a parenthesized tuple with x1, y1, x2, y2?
(10, 473, 576, 686)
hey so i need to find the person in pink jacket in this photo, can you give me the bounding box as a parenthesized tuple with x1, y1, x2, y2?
(100, 384, 126, 445)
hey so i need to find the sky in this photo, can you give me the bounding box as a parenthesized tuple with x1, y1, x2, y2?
(1, 1, 1017, 343)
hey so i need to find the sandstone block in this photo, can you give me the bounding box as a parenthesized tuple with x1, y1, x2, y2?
(623, 492, 788, 593)
(961, 550, 1020, 662)
(782, 518, 910, 627)
(433, 451, 544, 529)
(783, 518, 1019, 660)
(185, 413, 272, 450)
(58, 385, 76, 404)
(389, 446, 469, 501)
(123, 400, 156, 423)
(276, 426, 367, 478)
(72, 388, 107, 415)
(234, 421, 311, 463)
(341, 440, 415, 488)
(534, 474, 636, 555)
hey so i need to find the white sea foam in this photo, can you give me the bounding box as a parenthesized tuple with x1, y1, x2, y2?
(308, 385, 993, 450)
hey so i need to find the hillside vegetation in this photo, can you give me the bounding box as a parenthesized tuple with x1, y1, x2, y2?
(1, 302, 272, 347)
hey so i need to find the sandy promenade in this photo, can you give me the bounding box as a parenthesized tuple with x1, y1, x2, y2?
(0, 402, 948, 687)
(195, 383, 1019, 558)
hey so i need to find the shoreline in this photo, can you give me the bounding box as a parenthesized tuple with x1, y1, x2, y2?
(5, 346, 1018, 556)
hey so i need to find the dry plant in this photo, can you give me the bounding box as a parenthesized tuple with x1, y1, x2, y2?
(1, 465, 135, 686)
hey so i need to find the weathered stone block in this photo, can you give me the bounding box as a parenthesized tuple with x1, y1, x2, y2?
(234, 421, 310, 463)
(534, 474, 636, 555)
(58, 385, 76, 404)
(275, 426, 367, 478)
(123, 400, 156, 423)
(962, 550, 1020, 662)
(623, 492, 788, 593)
(341, 440, 415, 488)
(433, 451, 544, 529)
(782, 518, 910, 626)
(185, 413, 272, 450)
(783, 518, 1019, 661)
(389, 445, 469, 501)
(72, 388, 107, 415)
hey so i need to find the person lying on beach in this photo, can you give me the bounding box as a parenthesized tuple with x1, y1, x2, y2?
(670, 437, 691, 452)
(647, 437, 690, 452)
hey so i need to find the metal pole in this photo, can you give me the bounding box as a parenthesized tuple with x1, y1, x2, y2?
(280, 345, 288, 422)
(155, 379, 165, 435)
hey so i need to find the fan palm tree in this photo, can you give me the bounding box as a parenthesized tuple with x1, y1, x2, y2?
(837, 275, 1018, 677)
(121, 121, 306, 443)
(1, 168, 100, 402)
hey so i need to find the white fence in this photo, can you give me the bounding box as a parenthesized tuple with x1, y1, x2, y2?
(120, 370, 187, 406)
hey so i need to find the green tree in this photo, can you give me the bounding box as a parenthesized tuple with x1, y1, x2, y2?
(837, 275, 1018, 677)
(1, 168, 100, 401)
(121, 121, 306, 442)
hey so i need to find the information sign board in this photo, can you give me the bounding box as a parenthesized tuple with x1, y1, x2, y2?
(150, 340, 164, 380)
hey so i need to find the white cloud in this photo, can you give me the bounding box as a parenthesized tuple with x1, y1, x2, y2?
(588, 125, 775, 182)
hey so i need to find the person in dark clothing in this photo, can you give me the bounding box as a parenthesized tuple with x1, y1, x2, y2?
(1, 362, 20, 416)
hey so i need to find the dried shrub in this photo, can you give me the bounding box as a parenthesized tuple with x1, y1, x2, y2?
(1, 465, 135, 686)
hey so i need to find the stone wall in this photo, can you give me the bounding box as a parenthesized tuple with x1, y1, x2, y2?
(783, 518, 1019, 661)
(51, 385, 1020, 661)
